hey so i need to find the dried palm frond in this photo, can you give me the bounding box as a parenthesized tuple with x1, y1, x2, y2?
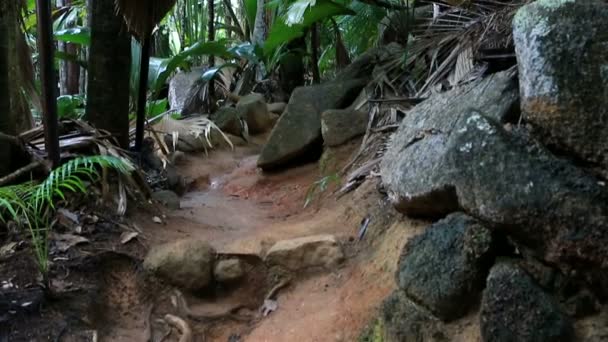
(153, 115, 234, 155)
(114, 0, 177, 40)
(374, 0, 524, 98)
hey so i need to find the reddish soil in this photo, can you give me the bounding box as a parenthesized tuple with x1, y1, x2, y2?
(1, 135, 434, 342)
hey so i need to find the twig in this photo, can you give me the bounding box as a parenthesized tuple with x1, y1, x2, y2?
(143, 304, 154, 342)
(371, 124, 400, 133)
(368, 97, 427, 103)
(164, 314, 192, 342)
(265, 278, 290, 301)
(0, 161, 43, 186)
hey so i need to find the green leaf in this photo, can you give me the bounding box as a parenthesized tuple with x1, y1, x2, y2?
(201, 63, 240, 82)
(264, 0, 355, 55)
(54, 27, 90, 45)
(146, 99, 169, 117)
(244, 0, 258, 32)
(149, 40, 231, 93)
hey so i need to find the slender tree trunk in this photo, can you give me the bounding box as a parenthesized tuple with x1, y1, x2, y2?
(57, 0, 79, 95)
(252, 0, 266, 45)
(310, 23, 320, 84)
(66, 43, 80, 94)
(85, 0, 131, 148)
(207, 0, 216, 111)
(332, 19, 351, 69)
(0, 3, 12, 176)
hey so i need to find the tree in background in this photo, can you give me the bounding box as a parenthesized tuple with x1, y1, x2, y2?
(85, 0, 131, 149)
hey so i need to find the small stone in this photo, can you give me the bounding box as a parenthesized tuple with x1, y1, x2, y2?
(237, 93, 273, 134)
(143, 239, 216, 290)
(152, 190, 180, 210)
(264, 235, 344, 271)
(213, 259, 245, 283)
(153, 216, 162, 224)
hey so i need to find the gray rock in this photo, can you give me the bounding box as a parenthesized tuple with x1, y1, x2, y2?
(381, 291, 446, 342)
(513, 0, 608, 177)
(151, 190, 180, 210)
(236, 93, 273, 134)
(321, 109, 368, 147)
(257, 79, 367, 170)
(143, 239, 216, 290)
(257, 45, 403, 170)
(214, 259, 245, 283)
(384, 106, 608, 270)
(381, 70, 519, 217)
(480, 261, 573, 342)
(211, 107, 243, 137)
(168, 67, 205, 113)
(397, 213, 495, 321)
(264, 234, 344, 271)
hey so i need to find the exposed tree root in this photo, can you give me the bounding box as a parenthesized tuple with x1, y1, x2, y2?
(173, 289, 253, 322)
(265, 278, 290, 301)
(164, 314, 193, 342)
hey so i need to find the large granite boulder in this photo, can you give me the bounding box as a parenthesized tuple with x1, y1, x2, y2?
(397, 213, 496, 321)
(381, 70, 519, 217)
(513, 0, 608, 177)
(480, 261, 574, 342)
(168, 67, 206, 114)
(257, 79, 367, 169)
(383, 105, 608, 270)
(321, 109, 368, 147)
(258, 44, 402, 170)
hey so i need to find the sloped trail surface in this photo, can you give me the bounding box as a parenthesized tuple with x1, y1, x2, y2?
(124, 139, 426, 342)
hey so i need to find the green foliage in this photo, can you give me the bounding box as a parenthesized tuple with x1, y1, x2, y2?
(57, 94, 85, 119)
(303, 173, 341, 208)
(0, 156, 135, 279)
(54, 27, 90, 45)
(244, 0, 258, 33)
(264, 0, 355, 55)
(358, 318, 386, 342)
(147, 99, 169, 118)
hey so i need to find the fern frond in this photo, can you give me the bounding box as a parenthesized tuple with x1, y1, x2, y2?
(30, 156, 134, 211)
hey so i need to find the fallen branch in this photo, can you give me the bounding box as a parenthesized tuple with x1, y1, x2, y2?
(164, 314, 192, 342)
(173, 289, 252, 322)
(0, 161, 43, 186)
(143, 304, 154, 342)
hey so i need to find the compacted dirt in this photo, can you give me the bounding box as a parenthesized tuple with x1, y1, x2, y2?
(1, 135, 431, 341)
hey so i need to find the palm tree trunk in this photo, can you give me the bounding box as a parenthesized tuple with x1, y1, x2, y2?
(207, 0, 216, 111)
(0, 3, 12, 176)
(310, 23, 320, 83)
(85, 0, 131, 149)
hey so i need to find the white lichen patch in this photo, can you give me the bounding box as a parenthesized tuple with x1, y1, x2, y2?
(466, 114, 496, 134)
(524, 181, 534, 194)
(459, 142, 473, 153)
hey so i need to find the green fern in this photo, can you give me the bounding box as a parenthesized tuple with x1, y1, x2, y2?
(0, 155, 135, 281)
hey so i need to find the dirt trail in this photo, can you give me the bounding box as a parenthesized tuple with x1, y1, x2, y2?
(125, 137, 427, 341)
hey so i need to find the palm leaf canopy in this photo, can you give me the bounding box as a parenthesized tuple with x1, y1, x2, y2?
(114, 0, 178, 40)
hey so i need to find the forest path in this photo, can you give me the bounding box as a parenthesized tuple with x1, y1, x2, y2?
(123, 136, 424, 342)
